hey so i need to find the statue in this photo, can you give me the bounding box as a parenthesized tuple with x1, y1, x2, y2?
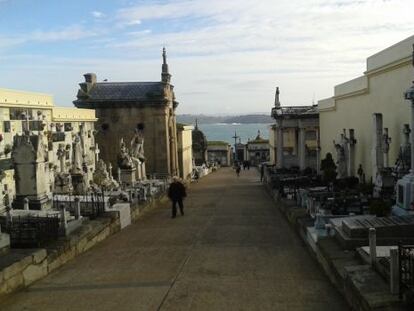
(117, 138, 133, 169)
(130, 129, 146, 180)
(130, 129, 145, 162)
(334, 141, 347, 178)
(71, 134, 84, 174)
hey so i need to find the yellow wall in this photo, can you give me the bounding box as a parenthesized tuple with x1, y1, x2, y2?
(319, 35, 414, 180)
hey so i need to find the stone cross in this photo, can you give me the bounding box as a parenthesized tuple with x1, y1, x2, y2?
(382, 128, 391, 167)
(57, 144, 66, 173)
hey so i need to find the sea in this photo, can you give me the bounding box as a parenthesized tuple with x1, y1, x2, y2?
(197, 123, 271, 145)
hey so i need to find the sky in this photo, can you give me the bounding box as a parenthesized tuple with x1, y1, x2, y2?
(0, 0, 413, 115)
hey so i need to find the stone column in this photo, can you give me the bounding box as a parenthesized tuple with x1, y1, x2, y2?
(276, 127, 284, 169)
(298, 126, 306, 170)
(382, 128, 391, 168)
(372, 113, 384, 180)
(316, 128, 321, 174)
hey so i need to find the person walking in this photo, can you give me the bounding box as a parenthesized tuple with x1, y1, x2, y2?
(168, 176, 187, 218)
(236, 164, 241, 177)
(260, 164, 265, 182)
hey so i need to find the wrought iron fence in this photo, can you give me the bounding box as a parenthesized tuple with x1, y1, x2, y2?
(399, 244, 414, 299)
(0, 215, 60, 248)
(52, 190, 106, 220)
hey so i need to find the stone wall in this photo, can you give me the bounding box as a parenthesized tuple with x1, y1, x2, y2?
(95, 106, 171, 176)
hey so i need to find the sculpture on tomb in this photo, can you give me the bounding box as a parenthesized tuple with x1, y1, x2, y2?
(71, 134, 84, 174)
(320, 152, 337, 184)
(395, 124, 411, 178)
(54, 144, 73, 194)
(357, 164, 365, 184)
(334, 141, 347, 178)
(117, 138, 133, 169)
(93, 159, 119, 189)
(130, 129, 146, 180)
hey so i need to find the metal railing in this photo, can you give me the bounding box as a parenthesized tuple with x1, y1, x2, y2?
(0, 215, 60, 248)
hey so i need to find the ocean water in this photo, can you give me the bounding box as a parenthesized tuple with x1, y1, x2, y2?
(197, 123, 271, 145)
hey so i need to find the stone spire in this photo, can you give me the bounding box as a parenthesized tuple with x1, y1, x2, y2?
(275, 87, 280, 108)
(195, 118, 198, 130)
(161, 47, 171, 84)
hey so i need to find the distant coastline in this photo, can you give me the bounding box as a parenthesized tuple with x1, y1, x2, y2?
(176, 114, 273, 125)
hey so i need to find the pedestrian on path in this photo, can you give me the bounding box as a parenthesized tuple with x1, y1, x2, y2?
(236, 164, 241, 177)
(260, 164, 265, 182)
(168, 176, 187, 218)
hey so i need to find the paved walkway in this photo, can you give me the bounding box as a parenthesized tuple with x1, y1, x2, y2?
(0, 168, 349, 310)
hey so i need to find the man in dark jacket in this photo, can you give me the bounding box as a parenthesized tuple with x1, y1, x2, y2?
(168, 177, 187, 218)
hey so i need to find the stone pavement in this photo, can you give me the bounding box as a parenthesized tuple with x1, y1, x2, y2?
(0, 168, 349, 311)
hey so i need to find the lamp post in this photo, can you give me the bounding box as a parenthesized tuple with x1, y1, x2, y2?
(232, 131, 240, 163)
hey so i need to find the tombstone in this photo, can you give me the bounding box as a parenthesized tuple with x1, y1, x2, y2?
(54, 144, 73, 194)
(11, 132, 50, 210)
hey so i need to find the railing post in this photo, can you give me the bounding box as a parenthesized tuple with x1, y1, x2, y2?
(369, 228, 377, 266)
(23, 197, 29, 211)
(60, 204, 68, 235)
(390, 248, 400, 295)
(74, 197, 81, 220)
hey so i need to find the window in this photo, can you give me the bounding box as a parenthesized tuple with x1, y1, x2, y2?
(9, 108, 33, 120)
(64, 123, 73, 131)
(3, 121, 10, 133)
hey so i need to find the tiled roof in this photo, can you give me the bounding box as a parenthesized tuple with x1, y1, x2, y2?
(85, 82, 164, 101)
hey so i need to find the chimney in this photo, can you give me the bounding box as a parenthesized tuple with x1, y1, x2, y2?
(78, 73, 97, 96)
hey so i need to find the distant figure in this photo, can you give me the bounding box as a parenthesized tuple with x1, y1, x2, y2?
(168, 176, 187, 218)
(236, 164, 241, 177)
(193, 169, 199, 182)
(260, 164, 265, 182)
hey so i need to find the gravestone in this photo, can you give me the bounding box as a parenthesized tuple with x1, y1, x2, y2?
(12, 132, 50, 210)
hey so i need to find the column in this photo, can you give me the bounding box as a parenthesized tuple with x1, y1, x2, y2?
(316, 128, 321, 174)
(348, 129, 356, 177)
(276, 127, 284, 169)
(298, 126, 306, 170)
(372, 113, 384, 180)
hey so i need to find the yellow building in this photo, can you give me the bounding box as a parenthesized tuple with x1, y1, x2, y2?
(318, 35, 414, 180)
(177, 124, 194, 180)
(0, 88, 97, 213)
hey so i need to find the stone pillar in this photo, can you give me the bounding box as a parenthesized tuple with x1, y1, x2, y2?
(276, 127, 284, 169)
(372, 113, 384, 180)
(369, 227, 377, 266)
(74, 197, 81, 220)
(390, 248, 399, 294)
(60, 204, 68, 235)
(316, 128, 321, 174)
(382, 128, 391, 168)
(23, 198, 29, 211)
(348, 129, 357, 177)
(298, 126, 306, 170)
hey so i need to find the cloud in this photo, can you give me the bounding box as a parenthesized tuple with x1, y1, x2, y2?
(92, 11, 105, 18)
(30, 25, 98, 42)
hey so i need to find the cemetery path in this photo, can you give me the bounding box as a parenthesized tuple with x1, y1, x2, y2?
(0, 167, 349, 311)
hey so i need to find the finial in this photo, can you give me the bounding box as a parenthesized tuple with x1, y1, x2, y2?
(275, 86, 280, 107)
(163, 47, 167, 65)
(195, 118, 198, 130)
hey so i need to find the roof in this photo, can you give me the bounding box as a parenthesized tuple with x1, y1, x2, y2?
(271, 105, 319, 119)
(79, 82, 165, 102)
(207, 141, 229, 146)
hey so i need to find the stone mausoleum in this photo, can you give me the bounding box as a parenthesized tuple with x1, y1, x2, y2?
(74, 48, 180, 177)
(269, 87, 319, 171)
